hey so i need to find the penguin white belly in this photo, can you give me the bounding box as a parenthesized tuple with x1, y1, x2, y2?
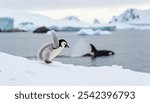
(48, 47, 63, 61)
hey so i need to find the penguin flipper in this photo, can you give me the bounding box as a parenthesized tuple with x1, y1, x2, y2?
(37, 43, 52, 61)
(51, 30, 59, 48)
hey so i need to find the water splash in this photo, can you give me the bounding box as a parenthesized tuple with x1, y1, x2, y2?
(71, 39, 90, 57)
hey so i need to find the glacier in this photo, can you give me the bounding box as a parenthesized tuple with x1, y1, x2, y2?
(0, 17, 14, 31)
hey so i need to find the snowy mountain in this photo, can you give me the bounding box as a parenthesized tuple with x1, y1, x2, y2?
(109, 8, 150, 24)
(93, 18, 101, 24)
(76, 29, 111, 36)
(63, 16, 80, 21)
(0, 9, 115, 31)
(0, 9, 54, 27)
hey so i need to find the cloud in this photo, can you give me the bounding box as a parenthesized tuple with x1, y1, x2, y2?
(0, 0, 150, 11)
(0, 0, 150, 22)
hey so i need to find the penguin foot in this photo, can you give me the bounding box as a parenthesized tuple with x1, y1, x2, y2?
(45, 60, 52, 64)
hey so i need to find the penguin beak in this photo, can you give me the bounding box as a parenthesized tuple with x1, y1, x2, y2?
(65, 44, 69, 48)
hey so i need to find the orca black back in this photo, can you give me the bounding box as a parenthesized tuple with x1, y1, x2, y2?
(82, 43, 115, 58)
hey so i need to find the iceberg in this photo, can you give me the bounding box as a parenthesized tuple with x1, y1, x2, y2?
(0, 17, 14, 31)
(76, 29, 112, 36)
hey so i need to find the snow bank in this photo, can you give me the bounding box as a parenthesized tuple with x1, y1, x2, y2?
(0, 52, 150, 86)
(76, 29, 112, 36)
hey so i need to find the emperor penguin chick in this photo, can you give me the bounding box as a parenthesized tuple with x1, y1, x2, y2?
(37, 30, 69, 64)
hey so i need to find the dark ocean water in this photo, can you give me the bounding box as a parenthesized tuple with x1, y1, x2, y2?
(0, 30, 150, 73)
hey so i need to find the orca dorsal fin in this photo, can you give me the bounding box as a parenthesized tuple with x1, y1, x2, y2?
(90, 43, 97, 52)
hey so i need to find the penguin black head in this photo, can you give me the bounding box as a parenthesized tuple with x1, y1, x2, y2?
(59, 39, 69, 48)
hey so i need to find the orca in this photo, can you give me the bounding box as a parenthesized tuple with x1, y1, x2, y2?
(37, 30, 69, 64)
(82, 43, 115, 58)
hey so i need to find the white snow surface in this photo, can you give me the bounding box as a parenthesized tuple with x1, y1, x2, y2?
(0, 52, 150, 86)
(76, 29, 112, 35)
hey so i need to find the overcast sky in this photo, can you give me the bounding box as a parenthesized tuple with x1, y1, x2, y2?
(0, 0, 150, 22)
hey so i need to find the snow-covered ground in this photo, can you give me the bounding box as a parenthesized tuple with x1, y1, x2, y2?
(76, 29, 112, 35)
(0, 52, 150, 86)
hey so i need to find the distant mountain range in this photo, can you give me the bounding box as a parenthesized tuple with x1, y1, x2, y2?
(63, 16, 80, 21)
(0, 9, 114, 31)
(109, 8, 150, 24)
(1, 8, 150, 31)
